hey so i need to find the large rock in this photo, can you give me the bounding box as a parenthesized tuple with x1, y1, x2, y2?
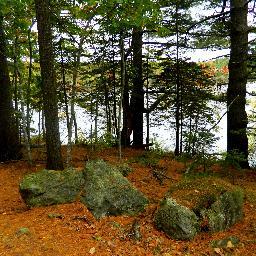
(155, 198, 199, 240)
(80, 160, 148, 219)
(155, 177, 244, 239)
(204, 189, 244, 232)
(19, 169, 84, 207)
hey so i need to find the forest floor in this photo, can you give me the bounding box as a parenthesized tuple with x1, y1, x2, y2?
(0, 146, 256, 256)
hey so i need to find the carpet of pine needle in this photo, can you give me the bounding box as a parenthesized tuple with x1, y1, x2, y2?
(0, 146, 256, 256)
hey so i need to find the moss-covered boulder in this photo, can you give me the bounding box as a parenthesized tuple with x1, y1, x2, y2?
(80, 160, 148, 219)
(203, 189, 244, 232)
(155, 198, 199, 240)
(19, 169, 84, 207)
(155, 177, 244, 239)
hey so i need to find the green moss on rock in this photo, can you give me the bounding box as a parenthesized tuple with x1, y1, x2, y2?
(167, 177, 238, 211)
(19, 169, 84, 207)
(81, 160, 148, 219)
(205, 189, 244, 232)
(155, 198, 199, 240)
(155, 177, 244, 239)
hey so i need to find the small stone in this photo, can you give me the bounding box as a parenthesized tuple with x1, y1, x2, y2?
(213, 248, 222, 255)
(89, 247, 96, 254)
(226, 240, 234, 248)
(47, 213, 64, 219)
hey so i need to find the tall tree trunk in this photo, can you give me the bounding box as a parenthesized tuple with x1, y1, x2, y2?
(121, 70, 131, 147)
(130, 28, 144, 146)
(12, 35, 20, 142)
(35, 0, 63, 170)
(118, 31, 125, 159)
(73, 114, 78, 142)
(60, 38, 72, 167)
(146, 50, 150, 149)
(104, 81, 112, 135)
(72, 36, 85, 143)
(112, 40, 118, 139)
(175, 3, 181, 156)
(227, 0, 249, 168)
(13, 35, 32, 165)
(38, 110, 41, 144)
(26, 21, 35, 143)
(19, 86, 33, 165)
(42, 110, 45, 141)
(0, 15, 21, 161)
(94, 93, 98, 143)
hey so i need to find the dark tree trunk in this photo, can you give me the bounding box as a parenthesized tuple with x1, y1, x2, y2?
(60, 38, 72, 167)
(35, 0, 63, 170)
(111, 37, 118, 139)
(27, 21, 35, 143)
(118, 31, 125, 158)
(104, 81, 111, 135)
(227, 0, 249, 168)
(130, 28, 144, 146)
(174, 3, 184, 156)
(13, 35, 20, 143)
(121, 73, 131, 147)
(0, 15, 21, 161)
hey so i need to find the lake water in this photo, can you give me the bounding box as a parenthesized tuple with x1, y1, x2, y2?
(29, 82, 255, 165)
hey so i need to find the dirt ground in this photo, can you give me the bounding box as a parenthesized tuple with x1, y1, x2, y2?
(0, 146, 256, 256)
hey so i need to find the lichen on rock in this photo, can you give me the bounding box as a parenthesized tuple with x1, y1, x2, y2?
(205, 189, 244, 232)
(155, 198, 199, 240)
(80, 159, 148, 219)
(19, 169, 85, 207)
(155, 177, 244, 239)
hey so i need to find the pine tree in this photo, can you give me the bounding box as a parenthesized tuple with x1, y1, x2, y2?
(0, 14, 21, 161)
(227, 0, 249, 168)
(35, 0, 63, 170)
(130, 28, 144, 146)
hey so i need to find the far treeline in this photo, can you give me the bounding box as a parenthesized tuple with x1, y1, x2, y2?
(0, 0, 255, 169)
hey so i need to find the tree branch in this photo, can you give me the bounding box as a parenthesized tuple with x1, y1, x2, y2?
(187, 10, 230, 33)
(208, 94, 240, 132)
(144, 92, 169, 113)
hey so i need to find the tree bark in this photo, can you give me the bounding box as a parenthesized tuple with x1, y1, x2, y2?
(130, 28, 144, 146)
(26, 21, 35, 143)
(104, 81, 111, 135)
(227, 0, 249, 168)
(174, 3, 181, 156)
(118, 31, 126, 158)
(121, 70, 131, 147)
(59, 38, 72, 167)
(13, 35, 32, 165)
(35, 0, 63, 170)
(112, 37, 118, 139)
(0, 15, 21, 161)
